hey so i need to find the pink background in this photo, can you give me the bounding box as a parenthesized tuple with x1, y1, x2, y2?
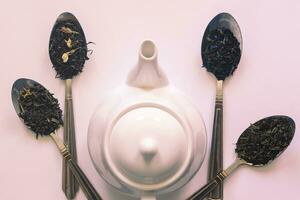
(1, 0, 300, 199)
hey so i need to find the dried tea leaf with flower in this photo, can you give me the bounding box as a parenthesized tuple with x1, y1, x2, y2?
(18, 83, 63, 138)
(49, 20, 92, 80)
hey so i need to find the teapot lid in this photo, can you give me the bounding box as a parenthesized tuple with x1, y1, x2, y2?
(104, 103, 193, 190)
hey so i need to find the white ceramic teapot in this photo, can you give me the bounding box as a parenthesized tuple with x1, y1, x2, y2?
(88, 40, 206, 200)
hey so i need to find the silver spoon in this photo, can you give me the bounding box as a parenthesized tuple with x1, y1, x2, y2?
(11, 78, 102, 200)
(49, 12, 88, 199)
(187, 115, 295, 200)
(201, 12, 242, 200)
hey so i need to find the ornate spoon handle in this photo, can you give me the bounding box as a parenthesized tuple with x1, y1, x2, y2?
(51, 133, 102, 200)
(208, 80, 223, 200)
(188, 159, 246, 200)
(63, 79, 79, 199)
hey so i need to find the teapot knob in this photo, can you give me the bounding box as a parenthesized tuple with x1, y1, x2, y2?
(139, 137, 158, 162)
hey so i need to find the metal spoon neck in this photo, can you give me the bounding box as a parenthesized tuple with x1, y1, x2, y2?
(216, 80, 223, 104)
(65, 79, 73, 98)
(224, 158, 247, 176)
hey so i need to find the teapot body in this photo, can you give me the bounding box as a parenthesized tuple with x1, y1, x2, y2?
(88, 41, 206, 199)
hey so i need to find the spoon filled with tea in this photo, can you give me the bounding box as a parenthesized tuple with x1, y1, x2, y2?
(49, 12, 92, 199)
(188, 115, 295, 200)
(11, 78, 102, 200)
(201, 12, 242, 200)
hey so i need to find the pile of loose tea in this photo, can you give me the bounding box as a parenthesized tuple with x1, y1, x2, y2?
(235, 116, 295, 165)
(18, 83, 63, 138)
(202, 28, 241, 80)
(49, 20, 90, 80)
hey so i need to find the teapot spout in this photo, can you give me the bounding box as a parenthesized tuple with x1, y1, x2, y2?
(127, 40, 169, 89)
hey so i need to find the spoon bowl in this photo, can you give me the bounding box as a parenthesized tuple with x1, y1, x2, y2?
(202, 12, 243, 56)
(12, 78, 60, 120)
(49, 12, 87, 79)
(236, 115, 295, 166)
(201, 12, 242, 80)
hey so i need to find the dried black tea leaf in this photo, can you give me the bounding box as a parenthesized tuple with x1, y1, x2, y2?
(202, 28, 241, 80)
(18, 83, 63, 138)
(235, 116, 295, 165)
(49, 19, 91, 80)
